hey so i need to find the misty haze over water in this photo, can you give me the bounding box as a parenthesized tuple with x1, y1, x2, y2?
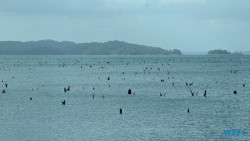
(1, 0, 250, 140)
(0, 55, 249, 140)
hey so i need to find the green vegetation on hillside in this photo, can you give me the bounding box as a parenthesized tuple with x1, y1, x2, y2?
(0, 40, 182, 55)
(208, 49, 231, 55)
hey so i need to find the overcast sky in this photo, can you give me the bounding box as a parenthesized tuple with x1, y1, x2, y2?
(0, 0, 249, 52)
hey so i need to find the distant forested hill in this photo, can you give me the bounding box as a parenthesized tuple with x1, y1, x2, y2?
(0, 40, 182, 55)
(208, 49, 231, 55)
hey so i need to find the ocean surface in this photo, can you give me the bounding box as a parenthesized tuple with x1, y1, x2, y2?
(0, 55, 249, 141)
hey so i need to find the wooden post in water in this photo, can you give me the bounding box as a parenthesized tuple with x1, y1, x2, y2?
(128, 89, 132, 94)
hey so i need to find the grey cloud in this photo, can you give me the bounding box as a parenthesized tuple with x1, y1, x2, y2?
(0, 0, 249, 52)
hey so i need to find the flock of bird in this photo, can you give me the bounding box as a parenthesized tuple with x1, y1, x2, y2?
(0, 56, 248, 115)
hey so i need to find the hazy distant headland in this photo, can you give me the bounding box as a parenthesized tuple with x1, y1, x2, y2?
(0, 40, 182, 55)
(208, 49, 244, 55)
(208, 49, 231, 55)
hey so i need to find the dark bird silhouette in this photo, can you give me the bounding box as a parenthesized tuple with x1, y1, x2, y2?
(186, 82, 188, 86)
(234, 91, 237, 94)
(160, 93, 162, 96)
(190, 90, 195, 96)
(30, 97, 32, 100)
(204, 90, 207, 97)
(5, 83, 8, 88)
(64, 87, 67, 92)
(189, 82, 194, 86)
(61, 100, 66, 105)
(187, 108, 190, 113)
(67, 86, 70, 91)
(120, 108, 122, 114)
(243, 84, 246, 87)
(107, 76, 110, 80)
(128, 89, 132, 94)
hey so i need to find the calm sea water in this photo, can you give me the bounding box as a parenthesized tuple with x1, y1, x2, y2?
(0, 55, 249, 141)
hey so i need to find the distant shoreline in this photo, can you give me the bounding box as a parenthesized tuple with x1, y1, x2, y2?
(0, 40, 182, 55)
(0, 40, 248, 55)
(0, 54, 248, 56)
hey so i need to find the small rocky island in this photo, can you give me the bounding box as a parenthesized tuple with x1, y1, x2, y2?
(208, 49, 244, 55)
(208, 49, 231, 55)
